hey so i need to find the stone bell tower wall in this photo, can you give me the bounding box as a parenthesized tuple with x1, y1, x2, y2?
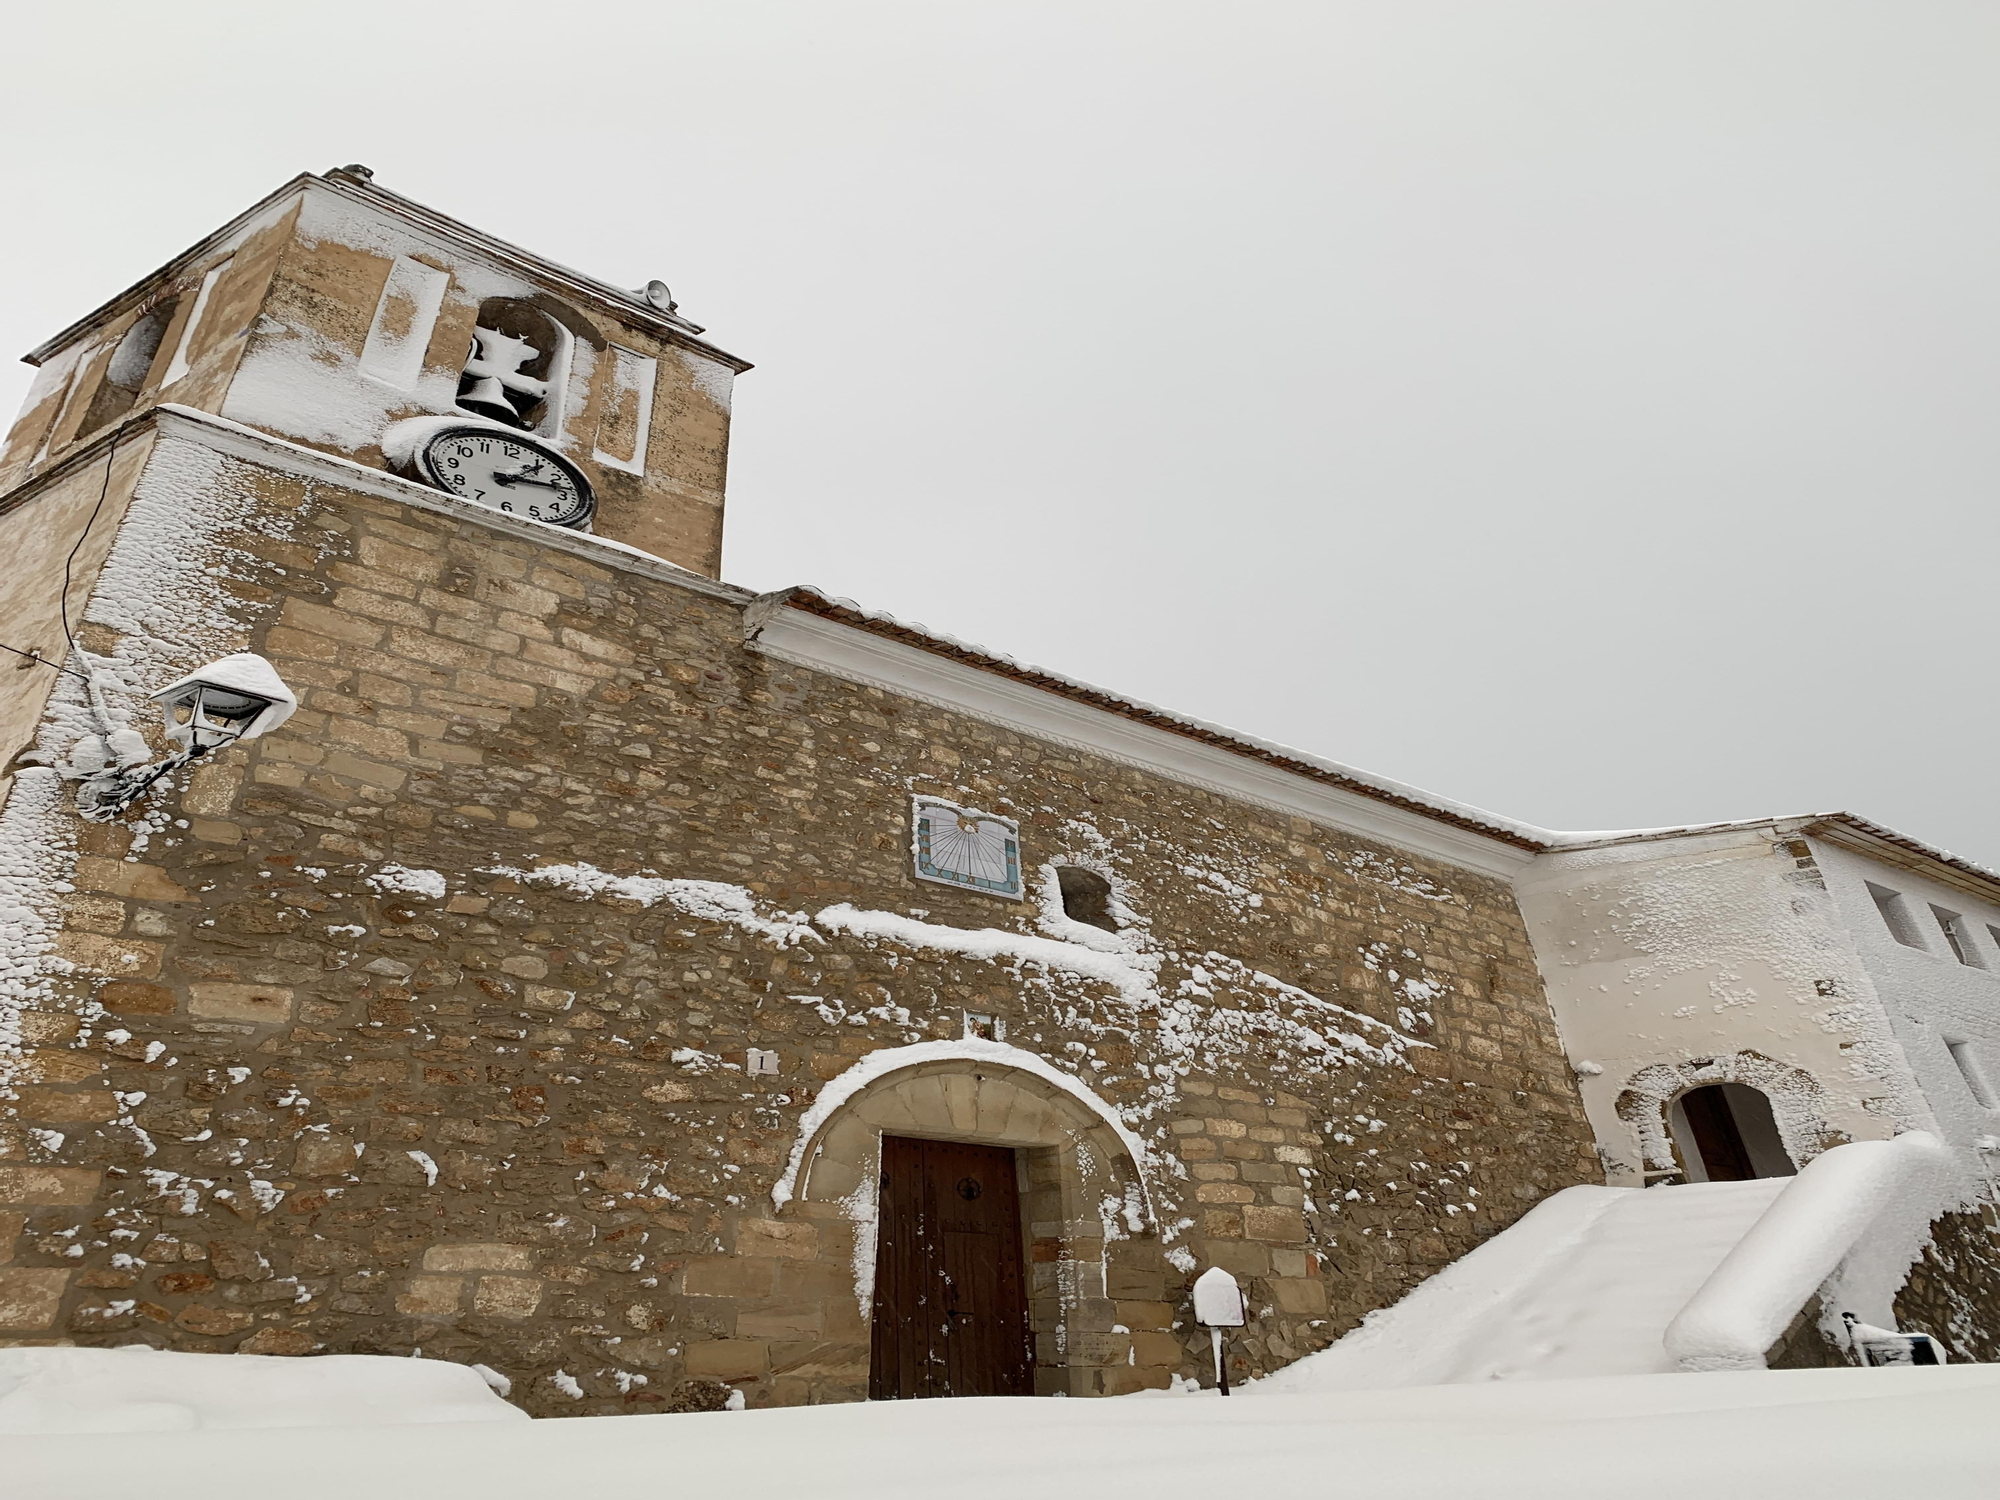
(0, 408, 1598, 1413)
(2, 172, 747, 578)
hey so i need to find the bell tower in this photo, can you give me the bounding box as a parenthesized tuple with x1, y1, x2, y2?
(0, 165, 749, 577)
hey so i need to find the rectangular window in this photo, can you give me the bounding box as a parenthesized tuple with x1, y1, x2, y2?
(1867, 883, 1927, 949)
(1931, 905, 1986, 968)
(1947, 1040, 1997, 1109)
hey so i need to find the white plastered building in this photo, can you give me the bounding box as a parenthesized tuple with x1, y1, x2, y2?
(1517, 814, 2000, 1192)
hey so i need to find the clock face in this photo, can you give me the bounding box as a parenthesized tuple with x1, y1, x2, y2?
(417, 427, 595, 530)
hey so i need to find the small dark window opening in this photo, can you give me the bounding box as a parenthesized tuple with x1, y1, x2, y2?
(1056, 867, 1117, 932)
(79, 299, 179, 434)
(1932, 906, 1986, 968)
(456, 297, 563, 430)
(1866, 882, 1927, 949)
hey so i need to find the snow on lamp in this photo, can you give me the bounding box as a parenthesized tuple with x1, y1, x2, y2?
(72, 653, 295, 821)
(152, 653, 296, 750)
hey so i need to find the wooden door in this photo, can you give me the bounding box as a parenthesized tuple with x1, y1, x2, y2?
(1681, 1085, 1756, 1181)
(869, 1135, 1034, 1400)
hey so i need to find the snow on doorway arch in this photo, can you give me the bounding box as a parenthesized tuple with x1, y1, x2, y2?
(770, 1038, 1160, 1220)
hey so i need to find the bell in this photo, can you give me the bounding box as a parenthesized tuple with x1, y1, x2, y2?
(457, 375, 521, 425)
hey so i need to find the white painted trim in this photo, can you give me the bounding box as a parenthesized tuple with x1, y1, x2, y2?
(160, 257, 233, 390)
(357, 256, 450, 392)
(590, 346, 656, 475)
(748, 607, 1535, 879)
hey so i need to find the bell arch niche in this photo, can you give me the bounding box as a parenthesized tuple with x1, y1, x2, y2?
(454, 295, 599, 439)
(1614, 1051, 1837, 1186)
(775, 1046, 1175, 1400)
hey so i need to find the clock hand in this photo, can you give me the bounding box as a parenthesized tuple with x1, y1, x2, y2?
(493, 469, 566, 489)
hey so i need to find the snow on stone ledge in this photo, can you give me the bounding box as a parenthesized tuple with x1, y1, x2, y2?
(0, 1347, 526, 1434)
(487, 862, 819, 947)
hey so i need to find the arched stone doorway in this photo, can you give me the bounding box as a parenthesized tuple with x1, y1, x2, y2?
(770, 1042, 1174, 1399)
(1614, 1051, 1839, 1186)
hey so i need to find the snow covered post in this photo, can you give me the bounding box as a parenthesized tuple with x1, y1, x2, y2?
(1193, 1266, 1246, 1396)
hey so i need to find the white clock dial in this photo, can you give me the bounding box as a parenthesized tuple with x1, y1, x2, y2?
(417, 427, 595, 530)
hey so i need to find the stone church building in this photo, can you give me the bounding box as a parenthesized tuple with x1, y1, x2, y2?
(0, 168, 1990, 1413)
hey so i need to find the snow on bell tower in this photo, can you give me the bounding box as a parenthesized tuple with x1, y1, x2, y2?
(0, 165, 749, 578)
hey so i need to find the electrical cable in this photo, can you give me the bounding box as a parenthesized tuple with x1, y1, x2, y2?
(59, 428, 119, 662)
(0, 640, 92, 683)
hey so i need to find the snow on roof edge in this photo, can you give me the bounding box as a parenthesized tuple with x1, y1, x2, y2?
(767, 589, 2000, 897)
(1544, 812, 2000, 897)
(23, 170, 753, 375)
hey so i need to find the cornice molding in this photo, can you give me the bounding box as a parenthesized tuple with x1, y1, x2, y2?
(744, 604, 1536, 880)
(142, 406, 749, 605)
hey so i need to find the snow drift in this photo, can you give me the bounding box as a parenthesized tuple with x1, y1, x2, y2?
(0, 1347, 525, 1434)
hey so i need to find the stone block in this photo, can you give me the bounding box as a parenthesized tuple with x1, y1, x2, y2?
(295, 1137, 359, 1178)
(395, 1276, 464, 1318)
(1128, 1330, 1184, 1367)
(683, 1257, 777, 1299)
(424, 1243, 538, 1273)
(0, 1269, 69, 1330)
(53, 932, 160, 980)
(12, 1088, 115, 1123)
(15, 1011, 81, 1044)
(473, 1275, 543, 1318)
(1243, 1205, 1308, 1243)
(190, 983, 294, 1025)
(99, 980, 176, 1016)
(71, 857, 190, 904)
(280, 599, 385, 646)
(683, 1339, 767, 1380)
(17, 1050, 102, 1085)
(737, 1307, 824, 1341)
(176, 1304, 254, 1336)
(735, 1219, 817, 1260)
(1196, 1182, 1255, 1204)
(1269, 1277, 1328, 1315)
(239, 1326, 319, 1355)
(1202, 1242, 1272, 1279)
(0, 1166, 99, 1205)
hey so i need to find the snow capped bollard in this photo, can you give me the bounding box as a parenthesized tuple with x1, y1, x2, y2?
(1193, 1266, 1246, 1396)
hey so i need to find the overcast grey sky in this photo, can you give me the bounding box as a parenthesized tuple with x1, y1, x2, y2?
(4, 3, 1996, 864)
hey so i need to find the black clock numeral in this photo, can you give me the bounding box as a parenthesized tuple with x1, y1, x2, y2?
(500, 501, 514, 512)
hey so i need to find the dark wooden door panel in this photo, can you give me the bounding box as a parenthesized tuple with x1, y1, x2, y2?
(870, 1135, 1032, 1399)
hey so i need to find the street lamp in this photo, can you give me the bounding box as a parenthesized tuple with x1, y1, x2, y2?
(73, 653, 295, 822)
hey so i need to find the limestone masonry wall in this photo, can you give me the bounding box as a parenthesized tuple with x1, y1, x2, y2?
(0, 433, 1598, 1413)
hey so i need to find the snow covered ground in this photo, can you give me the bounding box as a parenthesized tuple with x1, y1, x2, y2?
(1256, 1178, 1791, 1389)
(0, 1360, 1993, 1500)
(0, 1346, 523, 1433)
